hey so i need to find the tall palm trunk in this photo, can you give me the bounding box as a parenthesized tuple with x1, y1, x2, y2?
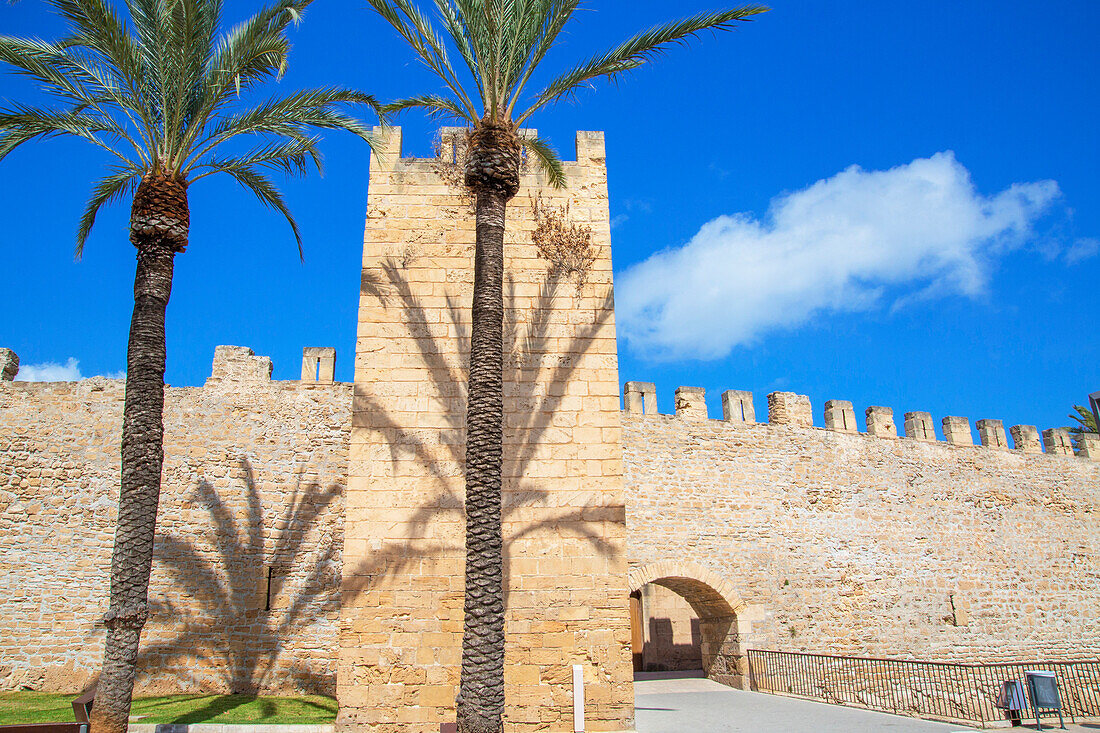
(92, 174, 188, 733)
(458, 125, 520, 733)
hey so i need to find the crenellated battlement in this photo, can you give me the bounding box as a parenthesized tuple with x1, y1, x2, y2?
(0, 346, 343, 388)
(368, 125, 606, 174)
(622, 382, 1100, 461)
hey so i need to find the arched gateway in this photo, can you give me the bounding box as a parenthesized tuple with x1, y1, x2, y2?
(628, 560, 763, 689)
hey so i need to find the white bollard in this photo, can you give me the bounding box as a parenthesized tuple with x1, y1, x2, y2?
(572, 664, 585, 732)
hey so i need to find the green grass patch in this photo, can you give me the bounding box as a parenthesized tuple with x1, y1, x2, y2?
(0, 692, 338, 725)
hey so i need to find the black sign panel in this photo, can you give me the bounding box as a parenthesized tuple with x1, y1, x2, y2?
(1026, 671, 1062, 710)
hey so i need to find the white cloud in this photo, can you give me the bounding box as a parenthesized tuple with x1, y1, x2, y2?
(16, 358, 84, 382)
(14, 358, 125, 382)
(1065, 237, 1099, 264)
(617, 152, 1060, 360)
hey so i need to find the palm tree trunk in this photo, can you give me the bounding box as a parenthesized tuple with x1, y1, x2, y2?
(457, 190, 507, 733)
(92, 175, 186, 733)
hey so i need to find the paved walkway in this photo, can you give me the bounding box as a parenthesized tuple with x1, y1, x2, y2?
(634, 674, 1099, 733)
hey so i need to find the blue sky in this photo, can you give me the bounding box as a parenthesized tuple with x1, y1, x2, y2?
(1, 1, 1097, 437)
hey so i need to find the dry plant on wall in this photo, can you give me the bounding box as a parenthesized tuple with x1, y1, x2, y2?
(530, 194, 596, 291)
(431, 130, 476, 212)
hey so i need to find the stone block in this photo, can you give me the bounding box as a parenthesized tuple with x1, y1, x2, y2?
(207, 345, 273, 384)
(1077, 435, 1100, 461)
(824, 400, 857, 433)
(302, 347, 336, 384)
(576, 130, 606, 162)
(1010, 425, 1042, 453)
(942, 416, 973, 446)
(865, 406, 897, 438)
(768, 392, 813, 427)
(721, 390, 755, 423)
(1043, 428, 1074, 456)
(0, 348, 18, 381)
(904, 412, 936, 441)
(624, 381, 656, 415)
(976, 419, 1008, 448)
(675, 386, 707, 420)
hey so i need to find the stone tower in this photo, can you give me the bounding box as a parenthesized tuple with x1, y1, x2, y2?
(338, 127, 634, 732)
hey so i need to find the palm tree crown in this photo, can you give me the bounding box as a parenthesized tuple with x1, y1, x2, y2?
(0, 0, 381, 254)
(371, 0, 768, 186)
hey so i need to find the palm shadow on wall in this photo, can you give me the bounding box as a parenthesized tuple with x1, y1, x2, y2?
(342, 254, 620, 604)
(93, 249, 620, 710)
(131, 458, 341, 720)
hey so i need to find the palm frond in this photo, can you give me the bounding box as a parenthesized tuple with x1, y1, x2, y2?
(223, 164, 304, 257)
(183, 87, 380, 173)
(191, 136, 323, 182)
(367, 0, 480, 120)
(503, 0, 577, 117)
(385, 93, 473, 123)
(522, 134, 564, 188)
(0, 103, 138, 165)
(76, 165, 142, 256)
(1068, 405, 1098, 435)
(518, 5, 768, 123)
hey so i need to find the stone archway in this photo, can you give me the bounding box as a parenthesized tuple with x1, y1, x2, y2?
(628, 560, 760, 689)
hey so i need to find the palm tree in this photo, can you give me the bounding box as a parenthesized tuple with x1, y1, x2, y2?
(365, 2, 767, 731)
(0, 2, 379, 731)
(1067, 405, 1098, 451)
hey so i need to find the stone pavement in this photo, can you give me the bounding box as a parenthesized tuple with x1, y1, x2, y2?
(634, 674, 1100, 733)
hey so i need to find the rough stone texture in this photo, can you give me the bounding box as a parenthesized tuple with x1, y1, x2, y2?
(674, 387, 707, 421)
(823, 400, 857, 433)
(768, 392, 812, 427)
(0, 348, 350, 695)
(302, 347, 336, 384)
(904, 412, 936, 441)
(623, 397, 1100, 672)
(976, 419, 1008, 449)
(721, 391, 754, 424)
(339, 127, 632, 733)
(1078, 435, 1100, 460)
(865, 406, 897, 438)
(0, 349, 17, 382)
(942, 416, 973, 446)
(624, 381, 657, 416)
(1043, 428, 1074, 456)
(1011, 425, 1042, 454)
(206, 345, 273, 385)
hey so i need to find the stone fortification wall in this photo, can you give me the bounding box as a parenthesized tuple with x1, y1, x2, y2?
(340, 126, 633, 733)
(0, 346, 350, 694)
(623, 382, 1100, 673)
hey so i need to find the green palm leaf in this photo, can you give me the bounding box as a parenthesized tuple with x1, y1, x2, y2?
(1, 0, 379, 252)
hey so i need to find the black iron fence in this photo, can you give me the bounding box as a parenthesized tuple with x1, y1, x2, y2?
(747, 649, 1100, 728)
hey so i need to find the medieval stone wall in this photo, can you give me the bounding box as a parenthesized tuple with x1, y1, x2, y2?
(624, 383, 1100, 670)
(0, 346, 350, 695)
(3, 124, 1099, 733)
(339, 127, 633, 733)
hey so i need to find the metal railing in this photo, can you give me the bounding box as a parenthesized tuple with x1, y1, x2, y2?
(747, 649, 1100, 728)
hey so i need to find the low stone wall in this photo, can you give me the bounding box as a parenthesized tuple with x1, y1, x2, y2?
(0, 346, 351, 694)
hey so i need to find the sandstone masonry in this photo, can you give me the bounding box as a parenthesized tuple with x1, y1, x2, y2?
(0, 346, 350, 694)
(623, 385, 1100, 680)
(2, 127, 1098, 733)
(339, 127, 632, 733)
